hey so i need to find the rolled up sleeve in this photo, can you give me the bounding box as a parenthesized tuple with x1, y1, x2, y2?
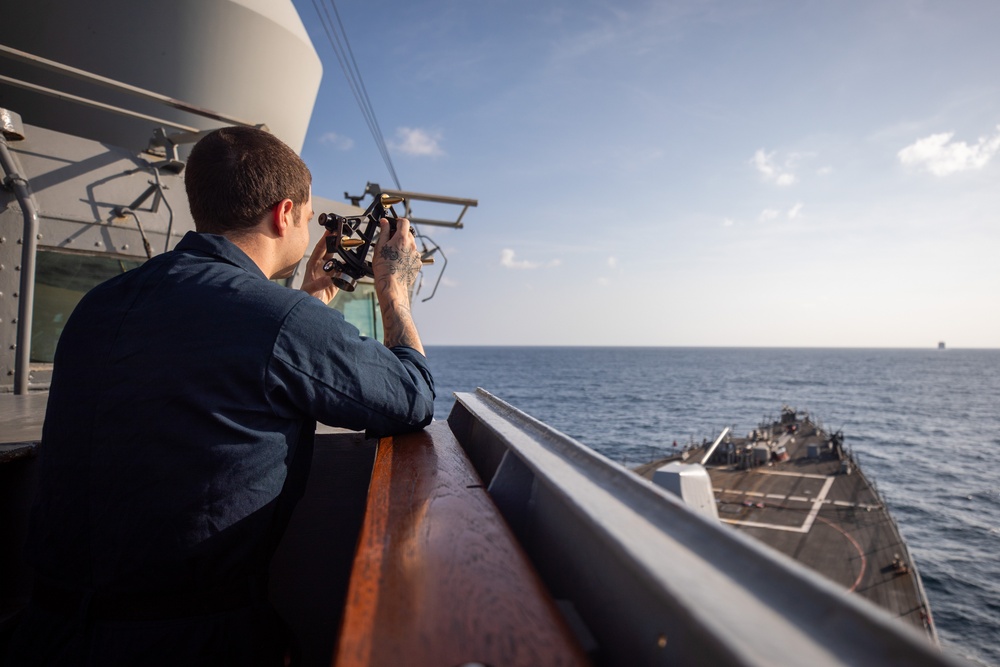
(265, 297, 435, 436)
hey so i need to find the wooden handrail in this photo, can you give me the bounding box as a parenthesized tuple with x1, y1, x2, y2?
(333, 421, 588, 667)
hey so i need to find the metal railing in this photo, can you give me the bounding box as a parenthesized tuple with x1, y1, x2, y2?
(352, 182, 477, 229)
(447, 389, 968, 666)
(0, 44, 257, 132)
(0, 121, 38, 395)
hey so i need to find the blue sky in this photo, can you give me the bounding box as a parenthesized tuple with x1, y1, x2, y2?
(292, 0, 1000, 348)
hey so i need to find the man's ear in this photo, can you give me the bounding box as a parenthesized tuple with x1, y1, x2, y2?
(271, 199, 295, 237)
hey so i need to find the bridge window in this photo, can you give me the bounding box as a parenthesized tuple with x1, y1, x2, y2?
(31, 250, 142, 363)
(329, 282, 383, 340)
(30, 251, 383, 363)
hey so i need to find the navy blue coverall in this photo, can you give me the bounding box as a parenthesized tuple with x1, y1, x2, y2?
(5, 232, 434, 665)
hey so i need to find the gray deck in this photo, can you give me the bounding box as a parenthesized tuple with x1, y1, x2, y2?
(0, 393, 46, 462)
(635, 416, 935, 638)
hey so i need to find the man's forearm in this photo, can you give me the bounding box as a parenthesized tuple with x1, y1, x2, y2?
(372, 217, 426, 356)
(380, 298, 424, 355)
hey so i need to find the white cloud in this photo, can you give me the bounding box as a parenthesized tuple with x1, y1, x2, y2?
(318, 132, 354, 150)
(752, 149, 776, 178)
(500, 249, 561, 270)
(722, 218, 735, 227)
(898, 126, 1000, 176)
(607, 256, 618, 269)
(391, 127, 445, 156)
(788, 202, 804, 219)
(752, 149, 797, 186)
(758, 208, 780, 222)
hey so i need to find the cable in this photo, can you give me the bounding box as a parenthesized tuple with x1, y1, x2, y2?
(307, 2, 455, 302)
(327, 0, 399, 189)
(116, 207, 154, 259)
(141, 159, 176, 251)
(148, 163, 175, 251)
(413, 232, 446, 302)
(310, 0, 401, 189)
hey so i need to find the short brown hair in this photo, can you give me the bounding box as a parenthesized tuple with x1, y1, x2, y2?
(185, 126, 312, 235)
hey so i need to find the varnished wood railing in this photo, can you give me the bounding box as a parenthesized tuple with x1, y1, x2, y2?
(333, 420, 588, 667)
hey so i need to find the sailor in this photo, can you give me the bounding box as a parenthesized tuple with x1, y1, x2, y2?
(5, 126, 435, 666)
(892, 554, 910, 574)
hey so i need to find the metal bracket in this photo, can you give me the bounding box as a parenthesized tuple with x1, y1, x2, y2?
(351, 182, 478, 229)
(0, 108, 25, 142)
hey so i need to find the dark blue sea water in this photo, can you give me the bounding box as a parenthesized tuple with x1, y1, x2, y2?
(426, 346, 1000, 667)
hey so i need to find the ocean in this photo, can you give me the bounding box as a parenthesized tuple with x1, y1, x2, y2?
(426, 346, 1000, 667)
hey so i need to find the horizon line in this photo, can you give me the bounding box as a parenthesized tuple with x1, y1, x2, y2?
(422, 344, 996, 350)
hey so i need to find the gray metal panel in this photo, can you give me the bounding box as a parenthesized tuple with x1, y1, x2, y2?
(10, 123, 193, 246)
(448, 389, 968, 667)
(0, 121, 196, 389)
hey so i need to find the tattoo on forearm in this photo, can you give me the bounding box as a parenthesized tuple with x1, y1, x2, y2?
(378, 245, 420, 291)
(384, 329, 421, 350)
(374, 236, 424, 352)
(381, 304, 421, 349)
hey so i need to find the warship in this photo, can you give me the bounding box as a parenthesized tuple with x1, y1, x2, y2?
(0, 1, 969, 665)
(633, 406, 937, 639)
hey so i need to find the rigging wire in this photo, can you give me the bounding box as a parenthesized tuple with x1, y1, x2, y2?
(308, 0, 450, 302)
(327, 0, 392, 182)
(310, 0, 401, 190)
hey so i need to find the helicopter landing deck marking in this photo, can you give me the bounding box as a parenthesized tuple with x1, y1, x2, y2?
(717, 473, 836, 533)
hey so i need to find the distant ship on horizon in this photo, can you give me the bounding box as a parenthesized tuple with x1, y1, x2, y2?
(938, 341, 946, 350)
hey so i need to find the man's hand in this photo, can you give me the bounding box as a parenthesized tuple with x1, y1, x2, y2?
(373, 218, 422, 296)
(299, 231, 340, 304)
(373, 218, 425, 355)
